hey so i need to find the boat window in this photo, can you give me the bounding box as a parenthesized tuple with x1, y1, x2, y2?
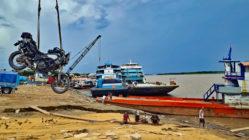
(103, 79, 122, 84)
(230, 62, 236, 73)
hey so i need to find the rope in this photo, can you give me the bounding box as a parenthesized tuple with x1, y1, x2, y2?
(55, 0, 63, 54)
(55, 0, 63, 72)
(37, 0, 41, 50)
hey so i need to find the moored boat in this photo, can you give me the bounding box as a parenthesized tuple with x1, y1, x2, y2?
(96, 96, 249, 118)
(121, 60, 179, 96)
(91, 63, 127, 97)
(96, 48, 249, 118)
(73, 78, 94, 89)
(127, 83, 179, 96)
(91, 78, 127, 97)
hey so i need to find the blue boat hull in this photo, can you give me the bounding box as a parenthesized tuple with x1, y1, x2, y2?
(91, 85, 179, 97)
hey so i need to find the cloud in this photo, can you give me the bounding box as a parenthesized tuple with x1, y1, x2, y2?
(0, 15, 14, 28)
(0, 23, 14, 28)
(0, 16, 6, 21)
(0, 0, 152, 70)
(96, 17, 110, 30)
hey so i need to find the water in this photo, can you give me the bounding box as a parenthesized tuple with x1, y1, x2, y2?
(77, 89, 92, 96)
(76, 74, 249, 130)
(145, 74, 224, 98)
(146, 74, 249, 130)
(79, 74, 224, 98)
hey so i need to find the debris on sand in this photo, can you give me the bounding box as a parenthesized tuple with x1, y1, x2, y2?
(125, 133, 141, 140)
(74, 133, 88, 138)
(63, 133, 73, 138)
(0, 116, 9, 120)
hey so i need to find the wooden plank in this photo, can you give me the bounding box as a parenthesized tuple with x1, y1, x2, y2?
(230, 127, 249, 132)
(29, 105, 121, 123)
(51, 112, 107, 122)
(29, 105, 161, 125)
(29, 105, 51, 115)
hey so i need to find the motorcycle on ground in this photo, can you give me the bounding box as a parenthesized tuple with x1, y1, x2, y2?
(9, 32, 71, 94)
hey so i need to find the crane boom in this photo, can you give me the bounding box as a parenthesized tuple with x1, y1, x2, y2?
(66, 35, 101, 74)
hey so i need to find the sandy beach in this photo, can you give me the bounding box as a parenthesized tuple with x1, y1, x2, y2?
(0, 82, 248, 140)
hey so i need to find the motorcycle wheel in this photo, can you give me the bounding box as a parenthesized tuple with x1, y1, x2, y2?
(51, 73, 70, 94)
(9, 51, 27, 70)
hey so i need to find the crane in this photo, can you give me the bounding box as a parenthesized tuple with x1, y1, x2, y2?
(66, 35, 102, 74)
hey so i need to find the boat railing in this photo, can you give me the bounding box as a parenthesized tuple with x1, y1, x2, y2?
(203, 84, 237, 101)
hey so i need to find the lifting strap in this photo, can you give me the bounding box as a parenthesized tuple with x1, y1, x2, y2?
(55, 0, 63, 55)
(37, 0, 41, 50)
(55, 0, 64, 72)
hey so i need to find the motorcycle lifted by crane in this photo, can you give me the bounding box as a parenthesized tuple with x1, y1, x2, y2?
(8, 0, 101, 94)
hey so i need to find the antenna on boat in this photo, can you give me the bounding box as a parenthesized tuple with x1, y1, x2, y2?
(228, 45, 232, 60)
(223, 45, 232, 60)
(129, 57, 132, 64)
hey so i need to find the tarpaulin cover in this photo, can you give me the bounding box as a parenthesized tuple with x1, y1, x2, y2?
(0, 71, 18, 83)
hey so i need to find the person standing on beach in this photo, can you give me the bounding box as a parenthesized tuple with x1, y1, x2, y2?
(199, 107, 205, 128)
(135, 110, 140, 123)
(123, 112, 130, 124)
(102, 95, 106, 104)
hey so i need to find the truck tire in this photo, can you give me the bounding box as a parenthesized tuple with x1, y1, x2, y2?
(2, 87, 12, 94)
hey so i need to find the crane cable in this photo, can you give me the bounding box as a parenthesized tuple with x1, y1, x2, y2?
(70, 38, 102, 61)
(71, 46, 88, 60)
(98, 37, 101, 64)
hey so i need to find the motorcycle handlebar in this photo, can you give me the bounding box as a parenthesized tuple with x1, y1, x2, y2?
(14, 40, 21, 46)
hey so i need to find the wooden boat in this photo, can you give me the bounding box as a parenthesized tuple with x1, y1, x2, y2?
(96, 96, 249, 118)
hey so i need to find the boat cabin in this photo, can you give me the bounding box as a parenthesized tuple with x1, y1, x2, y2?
(212, 48, 249, 106)
(96, 78, 123, 88)
(121, 61, 145, 84)
(96, 63, 122, 80)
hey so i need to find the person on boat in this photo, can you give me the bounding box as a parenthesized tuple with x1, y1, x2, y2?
(151, 114, 160, 125)
(135, 81, 138, 86)
(135, 110, 140, 123)
(102, 95, 106, 104)
(108, 92, 112, 101)
(199, 107, 205, 128)
(123, 112, 130, 124)
(141, 113, 149, 124)
(132, 81, 135, 87)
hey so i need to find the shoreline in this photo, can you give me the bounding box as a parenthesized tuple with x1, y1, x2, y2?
(0, 85, 248, 139)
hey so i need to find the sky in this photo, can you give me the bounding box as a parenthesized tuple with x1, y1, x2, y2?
(0, 0, 249, 74)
